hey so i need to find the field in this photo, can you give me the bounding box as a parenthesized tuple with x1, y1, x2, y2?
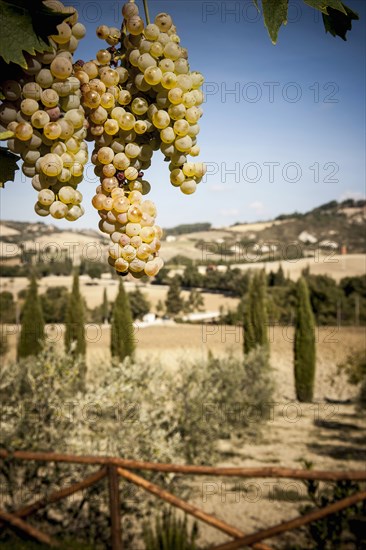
(0, 275, 240, 311)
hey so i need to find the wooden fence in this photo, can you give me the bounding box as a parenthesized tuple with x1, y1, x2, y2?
(0, 449, 365, 549)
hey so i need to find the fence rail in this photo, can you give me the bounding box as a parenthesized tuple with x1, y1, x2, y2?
(1, 449, 365, 549)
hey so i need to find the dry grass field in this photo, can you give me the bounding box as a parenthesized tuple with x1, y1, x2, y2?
(0, 276, 239, 311)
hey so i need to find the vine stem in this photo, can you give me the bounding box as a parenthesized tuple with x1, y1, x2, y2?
(143, 0, 151, 25)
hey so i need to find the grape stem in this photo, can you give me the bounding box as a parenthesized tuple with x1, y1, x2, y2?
(143, 0, 151, 25)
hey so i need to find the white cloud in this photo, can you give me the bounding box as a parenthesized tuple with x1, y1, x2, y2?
(249, 201, 265, 213)
(220, 208, 239, 217)
(210, 184, 234, 192)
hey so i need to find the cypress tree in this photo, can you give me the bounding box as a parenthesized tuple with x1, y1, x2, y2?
(294, 277, 316, 402)
(243, 270, 268, 354)
(243, 277, 255, 355)
(65, 271, 86, 356)
(252, 270, 269, 348)
(102, 288, 109, 324)
(17, 274, 45, 360)
(111, 279, 135, 360)
(165, 277, 184, 316)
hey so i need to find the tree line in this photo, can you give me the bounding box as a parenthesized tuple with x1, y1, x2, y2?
(1, 273, 136, 379)
(156, 264, 366, 326)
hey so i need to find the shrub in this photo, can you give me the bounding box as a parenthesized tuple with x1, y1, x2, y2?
(0, 347, 274, 547)
(300, 477, 366, 549)
(337, 349, 366, 409)
(143, 508, 199, 550)
(171, 348, 274, 464)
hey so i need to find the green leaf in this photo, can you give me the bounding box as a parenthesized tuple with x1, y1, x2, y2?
(262, 0, 289, 44)
(0, 147, 20, 188)
(322, 3, 359, 40)
(0, 0, 71, 68)
(303, 0, 347, 15)
(0, 131, 14, 140)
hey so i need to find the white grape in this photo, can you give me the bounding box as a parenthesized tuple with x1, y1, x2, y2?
(50, 56, 73, 79)
(50, 200, 68, 219)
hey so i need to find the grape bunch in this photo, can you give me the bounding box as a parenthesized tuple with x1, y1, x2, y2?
(78, 1, 205, 276)
(117, 1, 206, 195)
(92, 186, 164, 277)
(0, 0, 88, 221)
(0, 0, 206, 279)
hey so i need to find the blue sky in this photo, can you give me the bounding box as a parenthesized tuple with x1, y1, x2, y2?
(1, 0, 365, 229)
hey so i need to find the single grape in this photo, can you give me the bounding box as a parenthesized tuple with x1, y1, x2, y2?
(72, 23, 86, 39)
(96, 24, 110, 40)
(38, 189, 55, 206)
(59, 186, 76, 204)
(127, 16, 144, 35)
(51, 21, 72, 44)
(2, 80, 22, 101)
(36, 69, 54, 89)
(41, 153, 63, 176)
(21, 99, 39, 116)
(122, 2, 139, 19)
(155, 13, 173, 31)
(50, 200, 69, 219)
(50, 56, 73, 79)
(180, 178, 197, 194)
(97, 49, 112, 65)
(15, 122, 33, 141)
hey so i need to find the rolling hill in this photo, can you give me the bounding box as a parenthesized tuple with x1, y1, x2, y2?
(0, 199, 365, 281)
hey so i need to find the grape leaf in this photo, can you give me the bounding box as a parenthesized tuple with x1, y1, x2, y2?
(303, 0, 347, 14)
(256, 0, 359, 43)
(262, 0, 289, 44)
(322, 3, 359, 40)
(0, 0, 71, 68)
(0, 147, 20, 188)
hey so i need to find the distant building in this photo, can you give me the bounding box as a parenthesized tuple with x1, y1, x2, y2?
(298, 231, 317, 244)
(166, 235, 177, 243)
(182, 311, 221, 322)
(319, 240, 338, 249)
(252, 243, 278, 253)
(142, 313, 156, 323)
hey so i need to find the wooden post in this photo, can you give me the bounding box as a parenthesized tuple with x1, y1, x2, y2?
(108, 465, 122, 550)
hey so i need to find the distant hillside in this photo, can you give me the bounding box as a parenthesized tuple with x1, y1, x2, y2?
(1, 199, 365, 271)
(163, 222, 212, 236)
(0, 220, 102, 243)
(231, 199, 366, 254)
(162, 199, 366, 264)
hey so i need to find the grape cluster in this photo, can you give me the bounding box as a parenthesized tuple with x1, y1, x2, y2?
(0, 0, 206, 279)
(80, 1, 205, 276)
(0, 0, 87, 221)
(120, 2, 207, 195)
(92, 186, 164, 277)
